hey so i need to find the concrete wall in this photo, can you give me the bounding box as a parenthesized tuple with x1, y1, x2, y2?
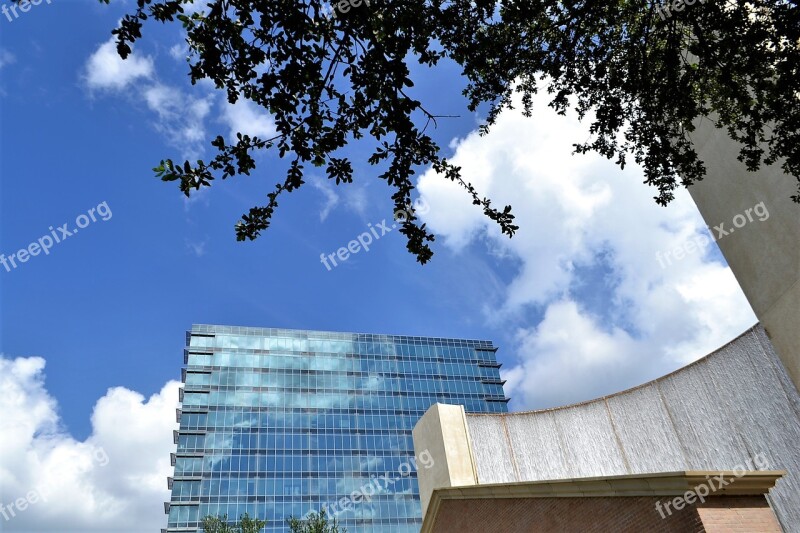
(464, 326, 800, 531)
(412, 403, 478, 517)
(687, 116, 800, 387)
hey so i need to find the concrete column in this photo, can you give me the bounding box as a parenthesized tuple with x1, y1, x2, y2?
(688, 116, 800, 388)
(412, 403, 478, 517)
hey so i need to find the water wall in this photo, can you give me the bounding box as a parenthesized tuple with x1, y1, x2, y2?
(466, 326, 800, 530)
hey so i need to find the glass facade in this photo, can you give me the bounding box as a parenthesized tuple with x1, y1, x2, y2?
(164, 325, 508, 533)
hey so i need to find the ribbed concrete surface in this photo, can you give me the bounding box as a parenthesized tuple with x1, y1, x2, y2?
(466, 326, 800, 531)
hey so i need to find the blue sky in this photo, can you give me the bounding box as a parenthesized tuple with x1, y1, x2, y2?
(0, 0, 510, 438)
(0, 1, 757, 531)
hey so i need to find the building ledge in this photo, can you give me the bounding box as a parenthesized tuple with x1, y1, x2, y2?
(421, 470, 784, 533)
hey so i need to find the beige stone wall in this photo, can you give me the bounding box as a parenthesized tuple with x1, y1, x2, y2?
(411, 403, 477, 517)
(687, 116, 800, 387)
(697, 497, 783, 533)
(460, 327, 800, 530)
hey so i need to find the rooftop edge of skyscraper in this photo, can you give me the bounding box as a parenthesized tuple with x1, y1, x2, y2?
(188, 324, 497, 347)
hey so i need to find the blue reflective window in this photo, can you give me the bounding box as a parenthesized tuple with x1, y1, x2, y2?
(168, 330, 506, 532)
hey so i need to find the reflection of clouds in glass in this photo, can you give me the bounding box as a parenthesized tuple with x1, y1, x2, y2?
(260, 373, 283, 388)
(180, 328, 504, 530)
(205, 335, 361, 354)
(288, 393, 305, 408)
(344, 456, 367, 472)
(233, 414, 256, 428)
(204, 433, 234, 450)
(311, 355, 349, 371)
(358, 456, 384, 471)
(380, 341, 396, 356)
(393, 485, 414, 497)
(356, 394, 381, 409)
(361, 373, 385, 391)
(205, 453, 230, 472)
(307, 338, 355, 354)
(174, 457, 202, 475)
(408, 500, 423, 518)
(233, 371, 258, 387)
(182, 392, 208, 406)
(209, 390, 259, 406)
(188, 335, 213, 348)
(307, 391, 356, 409)
(352, 504, 378, 519)
(334, 475, 374, 495)
(260, 391, 282, 407)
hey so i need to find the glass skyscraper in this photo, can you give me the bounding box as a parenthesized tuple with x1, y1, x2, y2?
(164, 325, 508, 533)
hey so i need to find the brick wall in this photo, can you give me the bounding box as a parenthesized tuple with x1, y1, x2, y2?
(697, 497, 782, 532)
(430, 495, 779, 532)
(432, 497, 703, 532)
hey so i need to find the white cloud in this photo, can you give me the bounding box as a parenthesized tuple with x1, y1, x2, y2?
(144, 83, 213, 160)
(181, 1, 207, 14)
(343, 185, 369, 217)
(169, 44, 187, 61)
(500, 301, 645, 409)
(84, 39, 153, 91)
(82, 40, 212, 160)
(311, 178, 340, 222)
(185, 239, 207, 257)
(417, 86, 757, 410)
(0, 49, 15, 70)
(0, 356, 179, 532)
(220, 98, 277, 141)
(308, 177, 370, 222)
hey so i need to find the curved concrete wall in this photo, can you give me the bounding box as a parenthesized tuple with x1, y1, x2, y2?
(465, 326, 800, 530)
(688, 116, 800, 389)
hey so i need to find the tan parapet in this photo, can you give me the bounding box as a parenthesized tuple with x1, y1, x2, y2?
(412, 403, 479, 517)
(687, 115, 800, 388)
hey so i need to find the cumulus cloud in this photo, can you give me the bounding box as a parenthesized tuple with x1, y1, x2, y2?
(84, 39, 153, 91)
(417, 87, 757, 410)
(0, 356, 179, 532)
(220, 98, 277, 141)
(83, 39, 212, 160)
(144, 83, 213, 160)
(500, 300, 643, 410)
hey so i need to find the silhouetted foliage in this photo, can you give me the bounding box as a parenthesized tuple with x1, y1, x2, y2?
(288, 508, 345, 533)
(99, 0, 799, 261)
(201, 513, 266, 533)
